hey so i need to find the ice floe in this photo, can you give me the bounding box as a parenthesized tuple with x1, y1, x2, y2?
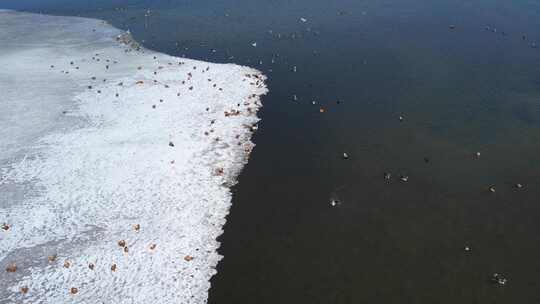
(0, 10, 267, 304)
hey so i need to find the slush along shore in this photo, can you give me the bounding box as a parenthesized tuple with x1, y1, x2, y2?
(0, 10, 267, 303)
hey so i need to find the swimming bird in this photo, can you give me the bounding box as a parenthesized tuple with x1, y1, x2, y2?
(491, 273, 507, 285)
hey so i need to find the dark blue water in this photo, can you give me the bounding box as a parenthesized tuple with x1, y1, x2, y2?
(3, 0, 540, 302)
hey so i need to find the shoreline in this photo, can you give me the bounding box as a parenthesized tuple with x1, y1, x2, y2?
(0, 10, 267, 303)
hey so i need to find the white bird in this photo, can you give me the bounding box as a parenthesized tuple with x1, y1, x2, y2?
(251, 42, 257, 47)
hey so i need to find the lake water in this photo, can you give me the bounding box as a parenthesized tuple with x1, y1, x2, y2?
(2, 0, 540, 302)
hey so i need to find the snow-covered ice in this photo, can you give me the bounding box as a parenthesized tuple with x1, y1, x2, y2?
(0, 11, 267, 303)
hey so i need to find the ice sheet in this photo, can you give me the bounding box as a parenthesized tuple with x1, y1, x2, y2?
(0, 11, 267, 303)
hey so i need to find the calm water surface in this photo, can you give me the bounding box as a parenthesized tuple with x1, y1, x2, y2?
(3, 0, 540, 302)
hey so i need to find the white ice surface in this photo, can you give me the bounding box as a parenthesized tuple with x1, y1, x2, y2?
(0, 11, 267, 303)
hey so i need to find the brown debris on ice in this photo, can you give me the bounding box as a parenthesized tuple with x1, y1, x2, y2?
(6, 263, 17, 272)
(225, 110, 241, 117)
